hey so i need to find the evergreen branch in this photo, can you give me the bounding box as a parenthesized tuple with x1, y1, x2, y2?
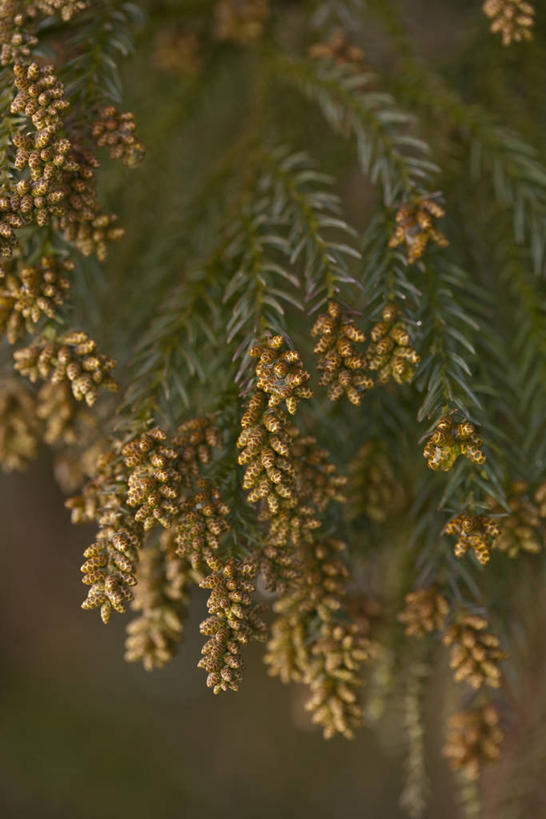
(262, 147, 361, 311)
(367, 0, 546, 275)
(271, 52, 438, 204)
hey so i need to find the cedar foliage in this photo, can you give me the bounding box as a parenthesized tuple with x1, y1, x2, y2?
(0, 1, 545, 816)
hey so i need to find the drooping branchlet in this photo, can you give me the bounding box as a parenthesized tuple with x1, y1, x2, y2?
(198, 556, 266, 694)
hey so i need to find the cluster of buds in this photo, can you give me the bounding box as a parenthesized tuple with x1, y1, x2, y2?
(443, 614, 507, 689)
(389, 196, 449, 263)
(311, 301, 372, 405)
(0, 255, 73, 342)
(175, 479, 231, 571)
(238, 338, 310, 513)
(81, 525, 142, 624)
(347, 441, 406, 523)
(252, 336, 312, 414)
(36, 380, 93, 445)
(0, 378, 40, 470)
(398, 586, 449, 638)
(153, 30, 201, 76)
(92, 107, 145, 168)
(0, 4, 38, 66)
(122, 427, 186, 530)
(265, 538, 372, 739)
(66, 445, 125, 526)
(172, 416, 223, 476)
(1, 60, 129, 260)
(444, 513, 501, 565)
(488, 481, 544, 557)
(214, 0, 269, 44)
(125, 533, 192, 670)
(308, 31, 366, 68)
(365, 305, 420, 385)
(14, 330, 117, 406)
(443, 703, 504, 780)
(291, 433, 347, 515)
(535, 482, 546, 518)
(305, 620, 371, 740)
(198, 557, 266, 694)
(483, 0, 535, 46)
(32, 1, 88, 21)
(423, 415, 486, 472)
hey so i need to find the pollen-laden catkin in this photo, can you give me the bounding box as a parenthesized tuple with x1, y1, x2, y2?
(2, 61, 126, 260)
(347, 441, 406, 523)
(81, 524, 142, 624)
(423, 415, 486, 472)
(0, 378, 41, 470)
(398, 586, 449, 638)
(198, 557, 266, 694)
(36, 379, 95, 445)
(305, 620, 372, 740)
(14, 330, 117, 406)
(175, 478, 231, 572)
(483, 0, 535, 46)
(308, 31, 366, 68)
(443, 703, 504, 780)
(443, 615, 507, 689)
(214, 0, 269, 44)
(122, 427, 185, 531)
(389, 196, 449, 263)
(238, 337, 313, 590)
(365, 305, 420, 385)
(265, 538, 373, 739)
(488, 481, 543, 557)
(125, 531, 193, 670)
(311, 301, 373, 405)
(444, 513, 501, 565)
(92, 107, 145, 168)
(0, 256, 73, 343)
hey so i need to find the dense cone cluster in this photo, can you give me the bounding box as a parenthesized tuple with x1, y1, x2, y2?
(199, 557, 266, 694)
(14, 330, 117, 406)
(0, 378, 40, 470)
(443, 704, 504, 780)
(311, 301, 372, 405)
(443, 614, 507, 689)
(175, 479, 231, 571)
(36, 380, 92, 445)
(238, 337, 315, 589)
(347, 441, 406, 523)
(365, 305, 420, 385)
(92, 107, 145, 168)
(308, 31, 366, 67)
(423, 415, 486, 471)
(488, 481, 544, 557)
(398, 586, 449, 637)
(5, 62, 124, 260)
(214, 0, 269, 43)
(483, 0, 535, 45)
(444, 513, 501, 565)
(81, 524, 141, 623)
(265, 538, 372, 739)
(122, 427, 187, 530)
(389, 196, 449, 263)
(0, 255, 73, 342)
(125, 532, 192, 670)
